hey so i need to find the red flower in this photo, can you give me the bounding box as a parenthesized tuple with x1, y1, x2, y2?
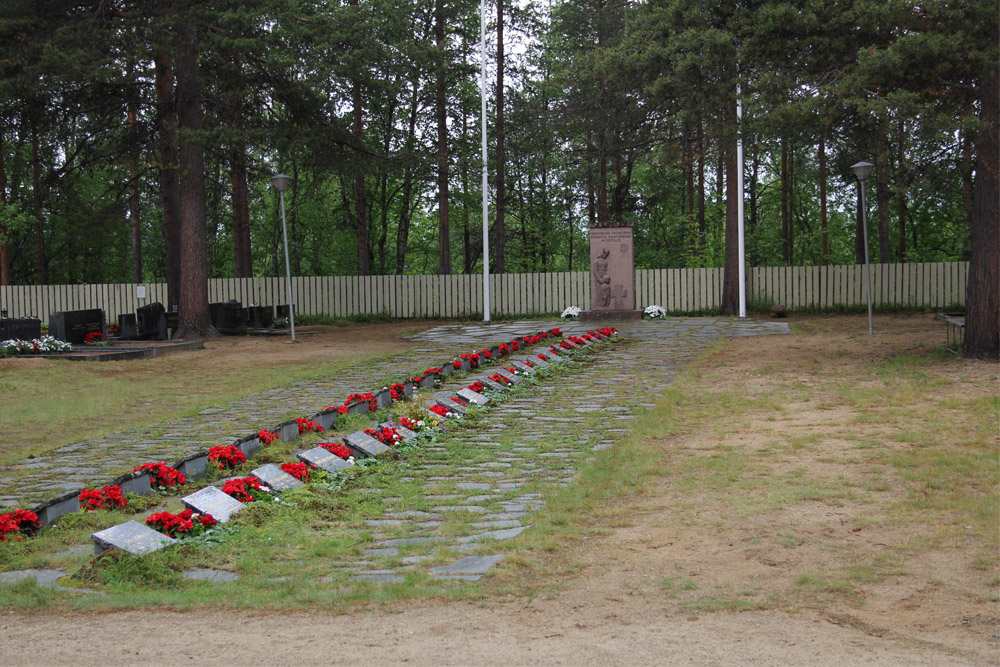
(296, 418, 324, 434)
(258, 429, 280, 445)
(208, 445, 247, 470)
(222, 476, 264, 503)
(134, 462, 186, 489)
(78, 485, 128, 512)
(83, 331, 104, 344)
(280, 462, 311, 482)
(365, 426, 402, 445)
(429, 404, 450, 417)
(551, 327, 563, 336)
(0, 509, 41, 541)
(320, 442, 354, 460)
(467, 381, 486, 393)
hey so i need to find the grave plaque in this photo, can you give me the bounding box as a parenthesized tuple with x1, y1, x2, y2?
(250, 464, 303, 491)
(182, 486, 245, 523)
(495, 368, 522, 384)
(381, 421, 417, 441)
(530, 355, 551, 367)
(117, 313, 138, 339)
(457, 388, 489, 406)
(477, 376, 507, 392)
(511, 361, 535, 376)
(421, 372, 440, 388)
(157, 311, 179, 339)
(136, 302, 165, 338)
(345, 431, 390, 457)
(588, 227, 635, 311)
(49, 308, 105, 343)
(92, 520, 175, 556)
(435, 397, 468, 415)
(298, 446, 353, 472)
(0, 317, 41, 341)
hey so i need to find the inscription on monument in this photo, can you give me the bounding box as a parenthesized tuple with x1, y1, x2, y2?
(589, 227, 635, 311)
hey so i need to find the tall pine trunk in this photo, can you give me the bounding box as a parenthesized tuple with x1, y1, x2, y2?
(230, 148, 252, 277)
(876, 123, 891, 262)
(434, 0, 450, 274)
(819, 134, 828, 265)
(128, 101, 143, 282)
(174, 17, 215, 339)
(0, 123, 10, 285)
(154, 35, 181, 309)
(963, 64, 999, 360)
(31, 120, 46, 284)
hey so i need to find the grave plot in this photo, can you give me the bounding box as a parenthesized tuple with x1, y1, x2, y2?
(70, 327, 601, 556)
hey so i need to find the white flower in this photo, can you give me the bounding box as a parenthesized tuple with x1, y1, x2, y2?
(561, 306, 581, 319)
(644, 305, 666, 319)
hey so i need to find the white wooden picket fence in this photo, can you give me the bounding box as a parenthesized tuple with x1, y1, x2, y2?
(0, 262, 969, 322)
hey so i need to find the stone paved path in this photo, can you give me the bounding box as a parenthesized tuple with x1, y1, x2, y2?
(0, 318, 787, 532)
(339, 317, 788, 582)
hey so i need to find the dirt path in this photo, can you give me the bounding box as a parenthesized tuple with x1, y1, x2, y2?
(3, 314, 997, 665)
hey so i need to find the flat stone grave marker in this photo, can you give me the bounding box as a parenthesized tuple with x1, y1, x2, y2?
(494, 368, 522, 384)
(297, 447, 353, 473)
(49, 308, 105, 343)
(92, 520, 175, 556)
(381, 421, 417, 441)
(457, 387, 489, 406)
(529, 354, 550, 367)
(435, 397, 468, 415)
(345, 431, 390, 457)
(511, 360, 535, 375)
(250, 464, 303, 491)
(477, 376, 507, 392)
(182, 486, 244, 523)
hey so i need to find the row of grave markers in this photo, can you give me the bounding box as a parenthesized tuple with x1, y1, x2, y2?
(87, 328, 616, 556)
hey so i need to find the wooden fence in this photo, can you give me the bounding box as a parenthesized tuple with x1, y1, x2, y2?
(0, 262, 968, 323)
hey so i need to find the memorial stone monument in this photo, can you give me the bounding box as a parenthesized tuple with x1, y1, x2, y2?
(580, 224, 642, 320)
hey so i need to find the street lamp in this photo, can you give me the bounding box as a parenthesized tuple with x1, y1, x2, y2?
(271, 173, 296, 343)
(851, 161, 874, 335)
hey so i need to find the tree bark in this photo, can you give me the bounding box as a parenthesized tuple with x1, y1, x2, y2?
(31, 120, 46, 284)
(780, 137, 790, 264)
(350, 0, 369, 276)
(230, 148, 251, 277)
(154, 33, 181, 309)
(128, 101, 143, 283)
(896, 116, 907, 262)
(0, 124, 10, 285)
(173, 16, 216, 339)
(435, 0, 450, 275)
(396, 76, 420, 275)
(876, 123, 891, 262)
(720, 104, 739, 316)
(963, 64, 999, 360)
(494, 0, 505, 274)
(818, 134, 828, 265)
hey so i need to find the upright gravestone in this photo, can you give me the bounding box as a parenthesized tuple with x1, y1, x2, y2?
(209, 301, 244, 332)
(581, 226, 641, 320)
(117, 313, 138, 339)
(49, 309, 105, 343)
(0, 317, 41, 341)
(136, 302, 165, 338)
(157, 311, 179, 340)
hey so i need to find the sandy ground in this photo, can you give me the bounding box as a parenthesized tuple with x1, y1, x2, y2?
(2, 314, 997, 666)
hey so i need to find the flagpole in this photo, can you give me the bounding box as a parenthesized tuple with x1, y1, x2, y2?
(480, 0, 491, 322)
(736, 80, 747, 319)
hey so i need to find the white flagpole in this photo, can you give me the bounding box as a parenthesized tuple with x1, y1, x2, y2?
(736, 80, 747, 319)
(480, 0, 491, 322)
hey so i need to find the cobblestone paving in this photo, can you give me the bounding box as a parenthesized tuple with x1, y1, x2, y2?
(0, 316, 787, 581)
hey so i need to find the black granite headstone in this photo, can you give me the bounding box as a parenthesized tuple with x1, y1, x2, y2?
(209, 302, 244, 332)
(0, 317, 42, 341)
(49, 309, 105, 343)
(157, 311, 179, 340)
(117, 313, 138, 339)
(243, 305, 274, 329)
(136, 302, 165, 338)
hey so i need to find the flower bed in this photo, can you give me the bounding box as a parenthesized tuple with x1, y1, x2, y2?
(1, 335, 72, 356)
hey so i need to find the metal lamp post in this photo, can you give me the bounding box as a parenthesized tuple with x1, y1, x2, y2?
(851, 161, 874, 335)
(270, 173, 296, 342)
